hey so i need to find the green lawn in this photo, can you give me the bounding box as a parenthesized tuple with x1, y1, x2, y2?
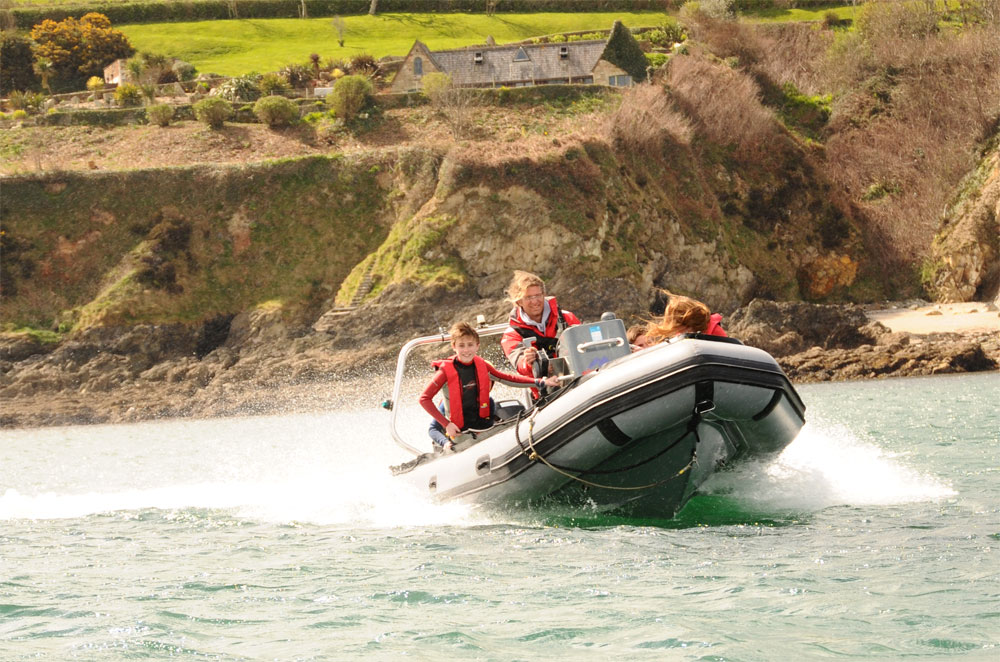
(746, 4, 857, 22)
(122, 11, 664, 76)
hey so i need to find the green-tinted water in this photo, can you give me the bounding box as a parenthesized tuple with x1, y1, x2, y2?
(2, 373, 997, 660)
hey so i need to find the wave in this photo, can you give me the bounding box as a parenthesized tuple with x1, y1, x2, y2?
(0, 411, 956, 526)
(701, 421, 957, 511)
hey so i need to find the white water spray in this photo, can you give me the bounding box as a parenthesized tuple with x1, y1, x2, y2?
(703, 421, 956, 511)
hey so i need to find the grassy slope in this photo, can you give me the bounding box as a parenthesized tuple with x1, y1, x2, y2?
(121, 11, 664, 75)
(0, 154, 405, 330)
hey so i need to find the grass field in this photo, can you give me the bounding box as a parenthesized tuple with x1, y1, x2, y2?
(121, 11, 665, 75)
(749, 4, 856, 22)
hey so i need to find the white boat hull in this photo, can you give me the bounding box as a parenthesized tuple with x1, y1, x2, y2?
(392, 336, 805, 518)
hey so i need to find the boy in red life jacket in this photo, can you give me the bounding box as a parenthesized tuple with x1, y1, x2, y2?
(420, 322, 560, 451)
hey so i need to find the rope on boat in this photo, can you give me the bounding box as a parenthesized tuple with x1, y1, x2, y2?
(514, 406, 699, 492)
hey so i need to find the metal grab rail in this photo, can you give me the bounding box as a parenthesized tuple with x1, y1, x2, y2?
(575, 337, 624, 353)
(385, 322, 511, 456)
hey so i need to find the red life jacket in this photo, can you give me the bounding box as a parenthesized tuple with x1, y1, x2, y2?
(506, 296, 570, 356)
(706, 313, 728, 337)
(431, 355, 491, 430)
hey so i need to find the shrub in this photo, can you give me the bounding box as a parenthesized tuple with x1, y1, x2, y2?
(140, 83, 158, 103)
(421, 72, 452, 104)
(0, 112, 8, 120)
(699, 0, 734, 19)
(86, 76, 105, 93)
(822, 10, 847, 29)
(662, 17, 686, 43)
(215, 73, 261, 102)
(348, 53, 378, 76)
(8, 90, 45, 112)
(642, 29, 669, 46)
(146, 103, 174, 126)
(303, 110, 335, 124)
(11, 109, 28, 120)
(667, 55, 777, 161)
(7, 90, 30, 110)
(114, 82, 143, 107)
(323, 57, 348, 73)
(0, 32, 37, 93)
(29, 13, 134, 90)
(645, 52, 669, 68)
(605, 83, 693, 159)
(259, 72, 292, 97)
(326, 74, 372, 121)
(194, 97, 232, 128)
(253, 95, 299, 127)
(172, 60, 197, 82)
(280, 63, 312, 88)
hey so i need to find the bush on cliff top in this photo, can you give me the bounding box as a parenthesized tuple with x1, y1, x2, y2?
(194, 96, 232, 128)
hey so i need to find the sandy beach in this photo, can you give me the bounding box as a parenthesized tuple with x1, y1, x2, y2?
(865, 301, 1000, 335)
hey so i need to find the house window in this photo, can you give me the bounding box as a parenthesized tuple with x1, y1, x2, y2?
(608, 74, 632, 87)
(414, 57, 423, 76)
(513, 47, 530, 62)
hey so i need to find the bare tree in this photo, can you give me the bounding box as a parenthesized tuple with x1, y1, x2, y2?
(369, 0, 378, 16)
(486, 0, 499, 17)
(299, 0, 307, 18)
(226, 0, 238, 19)
(0, 0, 16, 32)
(332, 16, 346, 47)
(422, 72, 474, 138)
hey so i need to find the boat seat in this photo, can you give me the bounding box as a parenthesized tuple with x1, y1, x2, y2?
(494, 399, 526, 422)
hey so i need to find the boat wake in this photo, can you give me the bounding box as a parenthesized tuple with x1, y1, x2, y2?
(0, 469, 486, 527)
(0, 412, 954, 527)
(700, 421, 956, 512)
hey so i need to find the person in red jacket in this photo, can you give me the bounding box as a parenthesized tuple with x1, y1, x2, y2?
(645, 291, 728, 343)
(500, 270, 581, 379)
(420, 322, 559, 451)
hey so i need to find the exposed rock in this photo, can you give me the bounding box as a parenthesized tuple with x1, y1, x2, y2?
(725, 299, 880, 357)
(780, 332, 998, 382)
(0, 334, 56, 363)
(928, 139, 1000, 303)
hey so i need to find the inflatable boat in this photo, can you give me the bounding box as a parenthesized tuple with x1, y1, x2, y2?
(384, 315, 805, 518)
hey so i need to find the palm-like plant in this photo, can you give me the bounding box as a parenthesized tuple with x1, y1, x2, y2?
(32, 58, 53, 94)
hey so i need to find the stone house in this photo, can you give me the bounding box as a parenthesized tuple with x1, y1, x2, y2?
(391, 24, 644, 93)
(103, 59, 129, 85)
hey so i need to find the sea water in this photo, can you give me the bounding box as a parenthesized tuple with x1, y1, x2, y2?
(1, 373, 997, 660)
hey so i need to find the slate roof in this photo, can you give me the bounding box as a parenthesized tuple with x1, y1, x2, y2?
(425, 40, 609, 86)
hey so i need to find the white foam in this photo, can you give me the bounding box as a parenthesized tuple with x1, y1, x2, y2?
(0, 409, 488, 527)
(703, 421, 957, 511)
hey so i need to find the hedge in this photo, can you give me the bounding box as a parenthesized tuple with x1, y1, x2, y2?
(30, 85, 614, 126)
(11, 0, 842, 28)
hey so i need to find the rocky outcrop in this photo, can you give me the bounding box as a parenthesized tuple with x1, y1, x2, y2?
(725, 299, 998, 382)
(725, 299, 876, 357)
(2, 296, 996, 429)
(927, 139, 1000, 304)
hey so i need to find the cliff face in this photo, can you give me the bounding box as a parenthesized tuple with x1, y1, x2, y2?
(2, 113, 997, 429)
(926, 138, 1000, 305)
(2, 122, 877, 342)
(330, 132, 874, 326)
